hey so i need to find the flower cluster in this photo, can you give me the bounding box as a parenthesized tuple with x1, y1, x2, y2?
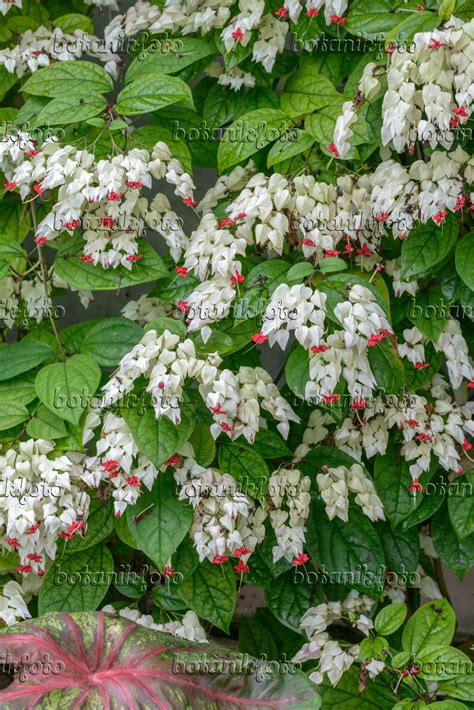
(268, 467, 311, 562)
(316, 463, 385, 522)
(174, 457, 266, 564)
(102, 606, 208, 642)
(0, 134, 193, 269)
(293, 591, 375, 686)
(0, 440, 89, 582)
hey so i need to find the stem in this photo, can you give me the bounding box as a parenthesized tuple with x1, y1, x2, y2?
(30, 203, 66, 360)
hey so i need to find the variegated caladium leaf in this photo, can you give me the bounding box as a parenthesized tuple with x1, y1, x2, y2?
(0, 611, 320, 709)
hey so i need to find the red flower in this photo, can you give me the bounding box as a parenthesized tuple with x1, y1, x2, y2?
(6, 537, 20, 548)
(100, 216, 116, 229)
(321, 393, 340, 404)
(34, 236, 47, 246)
(357, 244, 372, 257)
(4, 180, 16, 190)
(351, 398, 366, 410)
(182, 196, 196, 207)
(126, 475, 141, 487)
(330, 14, 347, 24)
(311, 344, 329, 354)
(428, 40, 448, 49)
(405, 419, 419, 428)
(79, 255, 94, 262)
(414, 362, 430, 370)
(26, 524, 40, 535)
(163, 566, 175, 577)
(64, 220, 81, 230)
(220, 421, 234, 434)
(385, 42, 397, 55)
(67, 520, 85, 536)
(293, 553, 310, 566)
(210, 403, 225, 415)
(219, 218, 236, 228)
(453, 195, 466, 211)
(306, 7, 319, 16)
(25, 149, 40, 157)
(376, 213, 390, 223)
(453, 106, 468, 117)
(33, 182, 43, 196)
(324, 250, 340, 257)
(274, 6, 289, 16)
(103, 460, 121, 477)
(235, 547, 252, 557)
(177, 300, 189, 312)
(368, 333, 383, 347)
(252, 333, 268, 344)
(231, 28, 244, 42)
(27, 553, 42, 562)
(375, 263, 385, 273)
(408, 478, 423, 492)
(468, 378, 474, 388)
(107, 191, 124, 201)
(126, 180, 143, 189)
(328, 143, 339, 157)
(344, 243, 354, 254)
(301, 238, 315, 246)
(433, 210, 447, 225)
(230, 271, 245, 286)
(212, 555, 229, 564)
(234, 560, 249, 573)
(164, 454, 183, 467)
(416, 432, 433, 443)
(236, 212, 247, 219)
(126, 254, 143, 262)
(462, 441, 472, 451)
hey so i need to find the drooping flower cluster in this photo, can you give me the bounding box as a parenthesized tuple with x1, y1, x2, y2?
(316, 463, 385, 522)
(0, 581, 31, 625)
(174, 458, 266, 564)
(333, 17, 474, 156)
(0, 26, 121, 79)
(268, 467, 311, 562)
(0, 134, 193, 268)
(82, 413, 160, 517)
(0, 440, 89, 580)
(102, 606, 208, 642)
(293, 591, 375, 686)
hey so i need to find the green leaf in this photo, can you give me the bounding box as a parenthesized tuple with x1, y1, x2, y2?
(218, 441, 269, 497)
(0, 374, 36, 405)
(218, 109, 293, 173)
(253, 429, 292, 459)
(305, 501, 386, 594)
(401, 215, 458, 278)
(402, 599, 456, 655)
(380, 522, 420, 575)
(432, 503, 474, 579)
(319, 257, 348, 274)
(116, 76, 193, 116)
(178, 559, 237, 633)
(125, 471, 192, 569)
(65, 499, 115, 553)
(359, 636, 389, 661)
(35, 353, 101, 425)
(53, 13, 94, 33)
(239, 617, 279, 660)
(0, 340, 53, 381)
(346, 0, 404, 38)
(374, 446, 415, 528)
(80, 317, 143, 367)
(38, 544, 114, 614)
(22, 60, 113, 97)
(54, 242, 168, 290)
(26, 404, 67, 439)
(448, 473, 474, 539)
(280, 61, 340, 118)
(265, 571, 312, 632)
(287, 262, 314, 281)
(385, 11, 442, 43)
(407, 287, 448, 341)
(127, 38, 215, 80)
(0, 197, 31, 243)
(189, 422, 216, 466)
(123, 406, 179, 469)
(455, 233, 474, 290)
(285, 346, 309, 401)
(368, 338, 405, 394)
(438, 675, 474, 702)
(36, 93, 107, 126)
(319, 666, 395, 708)
(267, 130, 315, 168)
(0, 66, 18, 102)
(374, 603, 407, 636)
(0, 401, 29, 431)
(417, 645, 472, 680)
